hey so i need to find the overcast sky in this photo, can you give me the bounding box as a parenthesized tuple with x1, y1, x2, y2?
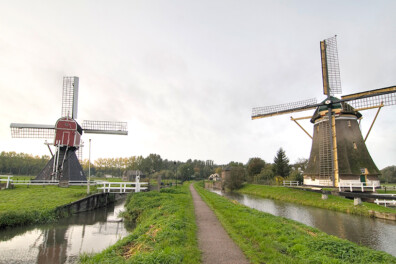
(1, 0, 395, 168)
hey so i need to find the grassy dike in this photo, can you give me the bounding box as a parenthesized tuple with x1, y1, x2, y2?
(80, 184, 201, 264)
(194, 183, 396, 264)
(237, 184, 396, 216)
(0, 185, 90, 229)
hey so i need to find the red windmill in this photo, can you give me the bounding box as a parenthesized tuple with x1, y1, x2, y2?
(10, 77, 128, 186)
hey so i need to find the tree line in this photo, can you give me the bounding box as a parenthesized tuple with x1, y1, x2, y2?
(81, 153, 216, 182)
(0, 151, 50, 176)
(0, 151, 216, 182)
(222, 148, 308, 190)
(3, 150, 395, 186)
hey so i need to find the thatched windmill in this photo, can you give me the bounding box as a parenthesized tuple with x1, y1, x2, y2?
(252, 36, 396, 188)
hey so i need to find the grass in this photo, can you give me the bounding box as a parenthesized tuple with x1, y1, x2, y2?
(0, 185, 91, 229)
(80, 184, 201, 264)
(194, 183, 396, 264)
(237, 184, 396, 216)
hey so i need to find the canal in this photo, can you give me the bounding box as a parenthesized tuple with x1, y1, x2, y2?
(210, 189, 396, 257)
(0, 199, 130, 264)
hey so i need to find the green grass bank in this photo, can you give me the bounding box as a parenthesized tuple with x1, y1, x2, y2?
(195, 183, 396, 263)
(0, 185, 91, 229)
(80, 184, 200, 264)
(237, 184, 396, 217)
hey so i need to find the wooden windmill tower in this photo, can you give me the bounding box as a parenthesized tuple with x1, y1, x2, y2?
(10, 76, 128, 186)
(252, 36, 396, 188)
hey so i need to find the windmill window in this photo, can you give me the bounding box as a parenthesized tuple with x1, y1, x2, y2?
(353, 142, 357, 149)
(348, 121, 351, 127)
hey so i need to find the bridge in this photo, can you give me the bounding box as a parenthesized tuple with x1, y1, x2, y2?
(97, 179, 148, 193)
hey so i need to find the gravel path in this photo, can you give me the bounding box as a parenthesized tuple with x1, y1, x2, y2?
(190, 184, 249, 264)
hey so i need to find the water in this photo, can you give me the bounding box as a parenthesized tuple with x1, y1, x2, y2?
(0, 199, 130, 264)
(211, 189, 396, 257)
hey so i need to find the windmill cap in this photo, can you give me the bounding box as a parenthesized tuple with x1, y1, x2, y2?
(310, 97, 362, 123)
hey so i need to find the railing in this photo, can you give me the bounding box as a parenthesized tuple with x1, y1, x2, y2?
(0, 177, 147, 193)
(374, 199, 396, 207)
(97, 181, 148, 193)
(338, 182, 380, 192)
(318, 180, 333, 186)
(0, 175, 14, 189)
(283, 181, 300, 186)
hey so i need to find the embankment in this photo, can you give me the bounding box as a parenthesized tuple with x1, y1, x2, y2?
(237, 184, 396, 220)
(80, 185, 201, 264)
(0, 186, 120, 229)
(196, 183, 396, 263)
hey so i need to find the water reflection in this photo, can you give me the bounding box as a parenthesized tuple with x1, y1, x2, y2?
(0, 200, 129, 264)
(211, 189, 396, 257)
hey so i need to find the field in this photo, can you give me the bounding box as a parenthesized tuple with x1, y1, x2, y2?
(0, 185, 92, 228)
(195, 183, 396, 263)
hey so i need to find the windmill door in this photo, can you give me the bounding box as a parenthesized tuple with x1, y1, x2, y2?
(360, 175, 366, 186)
(62, 132, 71, 146)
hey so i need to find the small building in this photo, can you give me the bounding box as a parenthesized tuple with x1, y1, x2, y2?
(208, 173, 221, 181)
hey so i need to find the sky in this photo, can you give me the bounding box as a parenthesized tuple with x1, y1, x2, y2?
(0, 0, 395, 168)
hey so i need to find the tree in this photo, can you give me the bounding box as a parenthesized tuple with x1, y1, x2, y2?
(293, 158, 308, 172)
(140, 154, 163, 174)
(178, 163, 194, 182)
(272, 148, 290, 177)
(247, 157, 265, 181)
(380, 166, 396, 183)
(223, 166, 245, 191)
(289, 169, 304, 184)
(257, 163, 275, 184)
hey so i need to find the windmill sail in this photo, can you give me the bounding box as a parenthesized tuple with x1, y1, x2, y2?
(252, 98, 318, 119)
(321, 36, 342, 96)
(341, 86, 396, 109)
(61, 76, 79, 119)
(82, 120, 128, 135)
(10, 123, 55, 138)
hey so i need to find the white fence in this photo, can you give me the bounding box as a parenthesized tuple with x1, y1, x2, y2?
(97, 181, 148, 193)
(1, 175, 147, 193)
(0, 175, 13, 189)
(338, 182, 380, 192)
(374, 199, 396, 207)
(283, 181, 300, 186)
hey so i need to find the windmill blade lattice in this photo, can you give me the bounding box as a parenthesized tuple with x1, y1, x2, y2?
(82, 120, 128, 135)
(321, 36, 342, 96)
(252, 98, 318, 119)
(341, 86, 396, 109)
(61, 76, 79, 119)
(10, 123, 55, 138)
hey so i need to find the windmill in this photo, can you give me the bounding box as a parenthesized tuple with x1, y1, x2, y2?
(252, 36, 396, 188)
(10, 76, 128, 186)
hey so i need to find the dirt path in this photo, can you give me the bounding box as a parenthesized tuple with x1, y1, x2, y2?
(190, 184, 249, 264)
